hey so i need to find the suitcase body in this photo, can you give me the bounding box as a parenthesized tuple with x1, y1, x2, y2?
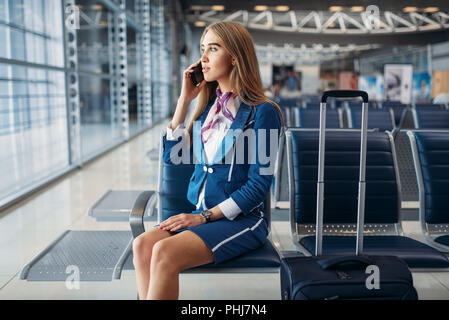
(282, 90, 418, 300)
(281, 255, 418, 300)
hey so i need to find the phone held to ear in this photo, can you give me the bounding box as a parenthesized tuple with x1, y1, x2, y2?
(190, 62, 204, 87)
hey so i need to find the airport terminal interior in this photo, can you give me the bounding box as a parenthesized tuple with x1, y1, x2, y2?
(1, 0, 449, 300)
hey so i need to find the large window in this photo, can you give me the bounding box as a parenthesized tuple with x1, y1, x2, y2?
(150, 0, 171, 123)
(0, 0, 68, 205)
(0, 0, 171, 209)
(76, 1, 123, 158)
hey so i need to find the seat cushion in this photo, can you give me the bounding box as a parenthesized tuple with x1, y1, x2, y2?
(189, 240, 280, 270)
(299, 235, 449, 268)
(435, 235, 449, 247)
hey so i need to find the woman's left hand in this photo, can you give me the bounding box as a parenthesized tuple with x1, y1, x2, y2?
(159, 213, 205, 232)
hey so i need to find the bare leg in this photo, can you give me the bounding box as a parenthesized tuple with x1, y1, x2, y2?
(147, 230, 214, 300)
(132, 227, 173, 300)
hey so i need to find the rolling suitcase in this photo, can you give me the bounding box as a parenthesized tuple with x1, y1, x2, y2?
(281, 90, 418, 300)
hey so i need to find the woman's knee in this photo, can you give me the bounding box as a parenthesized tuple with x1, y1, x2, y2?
(132, 229, 167, 263)
(151, 239, 180, 273)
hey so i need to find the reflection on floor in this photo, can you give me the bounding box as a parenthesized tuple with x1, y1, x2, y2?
(0, 119, 448, 300)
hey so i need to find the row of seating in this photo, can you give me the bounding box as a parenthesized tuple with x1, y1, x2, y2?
(281, 129, 449, 269)
(278, 97, 448, 112)
(280, 103, 449, 131)
(127, 117, 449, 279)
(281, 104, 396, 132)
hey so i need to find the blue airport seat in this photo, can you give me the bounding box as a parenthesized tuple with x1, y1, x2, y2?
(298, 108, 342, 128)
(412, 108, 449, 129)
(435, 236, 449, 247)
(285, 129, 449, 269)
(299, 236, 449, 268)
(408, 131, 449, 253)
(280, 106, 293, 127)
(347, 101, 379, 109)
(279, 97, 302, 107)
(159, 162, 196, 221)
(304, 95, 320, 103)
(382, 101, 408, 127)
(347, 107, 396, 132)
(305, 102, 321, 109)
(129, 133, 281, 271)
(414, 103, 446, 110)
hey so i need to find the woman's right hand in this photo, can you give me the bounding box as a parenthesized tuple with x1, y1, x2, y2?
(179, 58, 207, 104)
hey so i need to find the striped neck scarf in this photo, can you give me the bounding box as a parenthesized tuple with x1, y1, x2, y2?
(200, 88, 235, 144)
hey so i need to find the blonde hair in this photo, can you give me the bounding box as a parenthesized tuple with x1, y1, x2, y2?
(185, 21, 284, 142)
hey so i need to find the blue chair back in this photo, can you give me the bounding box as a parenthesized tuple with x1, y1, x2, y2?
(347, 101, 379, 109)
(280, 106, 293, 127)
(349, 108, 395, 131)
(279, 97, 301, 107)
(382, 101, 408, 126)
(287, 130, 400, 225)
(413, 109, 449, 129)
(298, 108, 341, 128)
(305, 103, 321, 109)
(414, 103, 446, 110)
(411, 132, 449, 224)
(159, 161, 196, 222)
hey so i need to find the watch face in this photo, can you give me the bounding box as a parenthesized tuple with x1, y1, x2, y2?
(201, 210, 211, 222)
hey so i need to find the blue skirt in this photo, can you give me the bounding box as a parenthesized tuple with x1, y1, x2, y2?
(156, 207, 268, 265)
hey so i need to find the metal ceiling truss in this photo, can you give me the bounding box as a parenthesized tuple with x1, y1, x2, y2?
(189, 10, 449, 34)
(255, 43, 380, 64)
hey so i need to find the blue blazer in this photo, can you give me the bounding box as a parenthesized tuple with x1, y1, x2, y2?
(162, 99, 282, 216)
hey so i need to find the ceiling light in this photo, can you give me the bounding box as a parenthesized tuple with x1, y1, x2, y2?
(254, 5, 268, 11)
(403, 7, 418, 13)
(91, 4, 103, 10)
(350, 6, 364, 12)
(190, 5, 203, 11)
(275, 6, 290, 12)
(329, 6, 343, 12)
(211, 5, 225, 11)
(194, 21, 206, 27)
(424, 7, 439, 13)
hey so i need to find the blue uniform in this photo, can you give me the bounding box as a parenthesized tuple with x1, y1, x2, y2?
(161, 100, 282, 264)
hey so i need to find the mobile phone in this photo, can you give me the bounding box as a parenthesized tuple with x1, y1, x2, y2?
(190, 62, 204, 87)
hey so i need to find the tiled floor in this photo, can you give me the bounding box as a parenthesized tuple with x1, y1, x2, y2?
(1, 119, 449, 300)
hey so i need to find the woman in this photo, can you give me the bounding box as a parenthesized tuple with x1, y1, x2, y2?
(132, 21, 284, 300)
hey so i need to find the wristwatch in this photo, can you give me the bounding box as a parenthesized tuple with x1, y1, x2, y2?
(200, 209, 212, 223)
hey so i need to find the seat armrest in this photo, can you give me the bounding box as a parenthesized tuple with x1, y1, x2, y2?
(129, 191, 157, 238)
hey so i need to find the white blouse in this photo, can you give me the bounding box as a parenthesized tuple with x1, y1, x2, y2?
(165, 96, 242, 220)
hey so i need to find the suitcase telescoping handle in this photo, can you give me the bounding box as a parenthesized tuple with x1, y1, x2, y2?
(321, 90, 369, 103)
(315, 90, 369, 256)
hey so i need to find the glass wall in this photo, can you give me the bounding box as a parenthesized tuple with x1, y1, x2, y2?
(150, 0, 171, 123)
(0, 0, 173, 209)
(127, 26, 144, 136)
(76, 1, 122, 158)
(0, 0, 68, 204)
